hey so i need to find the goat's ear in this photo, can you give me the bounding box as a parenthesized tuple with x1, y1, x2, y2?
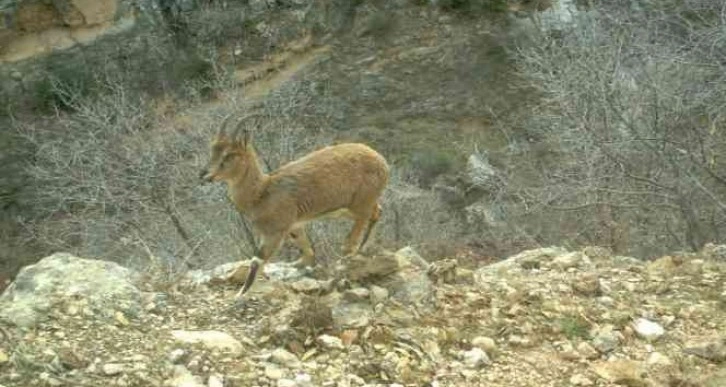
(243, 128, 251, 148)
(234, 128, 251, 149)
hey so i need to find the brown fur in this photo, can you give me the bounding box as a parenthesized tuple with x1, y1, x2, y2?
(200, 129, 389, 296)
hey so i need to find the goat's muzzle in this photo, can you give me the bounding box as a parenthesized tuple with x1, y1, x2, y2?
(199, 169, 213, 183)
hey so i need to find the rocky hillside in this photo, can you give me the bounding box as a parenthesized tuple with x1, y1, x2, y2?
(1, 245, 725, 386)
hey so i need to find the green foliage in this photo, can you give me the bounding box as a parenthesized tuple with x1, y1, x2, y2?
(410, 148, 457, 187)
(363, 12, 397, 39)
(557, 316, 590, 340)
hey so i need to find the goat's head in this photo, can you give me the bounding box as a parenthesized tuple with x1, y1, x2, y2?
(199, 114, 258, 183)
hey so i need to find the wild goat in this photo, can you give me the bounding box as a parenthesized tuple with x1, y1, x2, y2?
(200, 115, 390, 296)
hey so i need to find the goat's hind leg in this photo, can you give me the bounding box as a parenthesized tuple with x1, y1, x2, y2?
(342, 206, 375, 257)
(289, 225, 315, 268)
(358, 202, 382, 252)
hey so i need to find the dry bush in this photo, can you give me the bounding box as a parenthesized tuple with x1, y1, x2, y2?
(19, 81, 214, 270)
(507, 0, 726, 257)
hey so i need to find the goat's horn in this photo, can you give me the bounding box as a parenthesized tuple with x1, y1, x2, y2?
(217, 113, 235, 137)
(232, 113, 264, 143)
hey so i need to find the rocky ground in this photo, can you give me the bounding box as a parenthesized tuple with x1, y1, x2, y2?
(1, 244, 725, 387)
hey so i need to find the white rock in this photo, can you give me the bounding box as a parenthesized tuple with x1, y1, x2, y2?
(265, 364, 285, 380)
(344, 288, 370, 302)
(277, 378, 296, 387)
(165, 365, 205, 387)
(294, 373, 314, 387)
(169, 349, 187, 364)
(369, 285, 389, 304)
(569, 373, 594, 386)
(207, 374, 224, 387)
(317, 335, 345, 350)
(271, 348, 301, 368)
(551, 252, 583, 269)
(471, 337, 496, 353)
(102, 363, 125, 376)
(171, 330, 243, 356)
(461, 347, 490, 369)
(633, 318, 664, 341)
(347, 374, 365, 385)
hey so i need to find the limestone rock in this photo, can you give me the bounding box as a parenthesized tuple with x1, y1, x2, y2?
(592, 360, 649, 387)
(471, 336, 497, 354)
(461, 347, 490, 369)
(316, 334, 345, 350)
(270, 348, 301, 369)
(0, 253, 141, 328)
(165, 365, 205, 387)
(171, 330, 243, 356)
(683, 337, 726, 362)
(632, 318, 664, 342)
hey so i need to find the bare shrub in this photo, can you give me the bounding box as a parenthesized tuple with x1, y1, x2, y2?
(509, 0, 726, 257)
(19, 81, 212, 269)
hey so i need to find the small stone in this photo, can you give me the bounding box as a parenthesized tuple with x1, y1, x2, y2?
(169, 349, 187, 364)
(471, 337, 497, 353)
(508, 335, 531, 347)
(369, 285, 389, 304)
(683, 337, 726, 362)
(633, 318, 664, 342)
(166, 365, 204, 387)
(461, 347, 490, 369)
(271, 348, 301, 368)
(208, 374, 224, 387)
(570, 373, 594, 386)
(577, 342, 600, 359)
(171, 330, 243, 356)
(592, 327, 620, 353)
(114, 311, 130, 326)
(347, 374, 365, 385)
(646, 352, 672, 366)
(317, 335, 345, 350)
(294, 373, 313, 387)
(102, 363, 125, 376)
(0, 349, 8, 364)
(592, 360, 648, 387)
(344, 287, 370, 302)
(597, 296, 615, 306)
(552, 252, 583, 270)
(573, 274, 601, 296)
(290, 278, 322, 293)
(265, 364, 285, 380)
(277, 378, 296, 387)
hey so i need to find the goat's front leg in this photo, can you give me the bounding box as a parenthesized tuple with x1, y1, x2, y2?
(236, 231, 284, 298)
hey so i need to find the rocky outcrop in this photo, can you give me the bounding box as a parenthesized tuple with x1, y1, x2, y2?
(2, 245, 726, 386)
(0, 0, 137, 63)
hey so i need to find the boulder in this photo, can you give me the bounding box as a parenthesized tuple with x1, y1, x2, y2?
(0, 252, 142, 328)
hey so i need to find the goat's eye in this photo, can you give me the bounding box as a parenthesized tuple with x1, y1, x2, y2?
(221, 153, 234, 166)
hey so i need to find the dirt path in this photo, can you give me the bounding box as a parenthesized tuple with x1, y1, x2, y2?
(173, 36, 330, 129)
(234, 42, 331, 101)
